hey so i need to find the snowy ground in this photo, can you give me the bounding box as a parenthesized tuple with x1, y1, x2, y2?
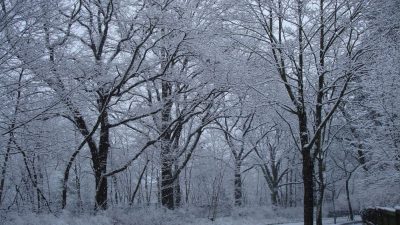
(186, 216, 360, 225)
(0, 207, 361, 225)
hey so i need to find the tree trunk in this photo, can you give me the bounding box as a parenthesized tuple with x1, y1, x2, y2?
(297, 0, 314, 222)
(346, 176, 354, 221)
(302, 150, 314, 225)
(94, 107, 109, 210)
(332, 188, 337, 224)
(316, 157, 325, 225)
(0, 139, 12, 206)
(61, 107, 100, 209)
(174, 175, 181, 207)
(94, 169, 107, 210)
(316, 0, 326, 223)
(130, 161, 148, 205)
(289, 169, 293, 207)
(184, 165, 192, 205)
(160, 123, 174, 209)
(161, 160, 174, 209)
(285, 172, 288, 207)
(294, 172, 297, 207)
(160, 77, 176, 209)
(174, 163, 181, 207)
(234, 159, 242, 206)
(299, 109, 314, 225)
(75, 163, 83, 210)
(271, 186, 279, 206)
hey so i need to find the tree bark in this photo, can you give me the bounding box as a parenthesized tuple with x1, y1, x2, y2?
(94, 100, 109, 210)
(297, 0, 314, 223)
(158, 45, 176, 206)
(161, 159, 174, 209)
(0, 139, 12, 206)
(234, 159, 242, 206)
(61, 106, 101, 209)
(316, 158, 325, 225)
(130, 160, 148, 205)
(316, 0, 325, 224)
(271, 187, 279, 207)
(302, 150, 314, 225)
(160, 113, 174, 208)
(346, 176, 354, 221)
(174, 164, 181, 207)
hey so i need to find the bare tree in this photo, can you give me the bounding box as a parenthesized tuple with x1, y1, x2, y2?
(226, 0, 368, 223)
(254, 128, 289, 207)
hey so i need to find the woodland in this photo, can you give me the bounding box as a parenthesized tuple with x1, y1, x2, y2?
(0, 0, 399, 225)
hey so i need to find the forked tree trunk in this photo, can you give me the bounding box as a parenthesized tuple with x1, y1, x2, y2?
(61, 105, 101, 209)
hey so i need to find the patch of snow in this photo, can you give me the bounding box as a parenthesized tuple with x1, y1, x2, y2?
(0, 207, 361, 225)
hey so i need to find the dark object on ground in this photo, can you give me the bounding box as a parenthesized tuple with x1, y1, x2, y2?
(361, 207, 400, 225)
(361, 208, 378, 225)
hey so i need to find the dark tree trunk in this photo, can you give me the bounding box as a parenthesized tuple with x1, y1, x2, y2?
(94, 105, 109, 210)
(130, 161, 148, 205)
(0, 139, 12, 206)
(160, 126, 175, 209)
(271, 187, 279, 206)
(285, 172, 288, 207)
(316, 157, 325, 225)
(161, 161, 174, 209)
(184, 166, 192, 205)
(173, 163, 181, 207)
(316, 0, 325, 223)
(332, 187, 337, 224)
(160, 79, 174, 209)
(74, 163, 83, 210)
(298, 106, 314, 225)
(346, 177, 354, 221)
(297, 0, 314, 222)
(234, 160, 242, 206)
(174, 175, 181, 207)
(294, 173, 297, 207)
(289, 169, 293, 207)
(302, 151, 314, 225)
(94, 169, 107, 210)
(258, 158, 284, 208)
(62, 107, 100, 209)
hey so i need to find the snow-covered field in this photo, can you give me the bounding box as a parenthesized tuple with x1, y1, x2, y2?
(0, 207, 360, 225)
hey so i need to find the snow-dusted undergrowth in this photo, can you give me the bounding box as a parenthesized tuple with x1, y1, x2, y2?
(0, 206, 357, 225)
(0, 206, 297, 225)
